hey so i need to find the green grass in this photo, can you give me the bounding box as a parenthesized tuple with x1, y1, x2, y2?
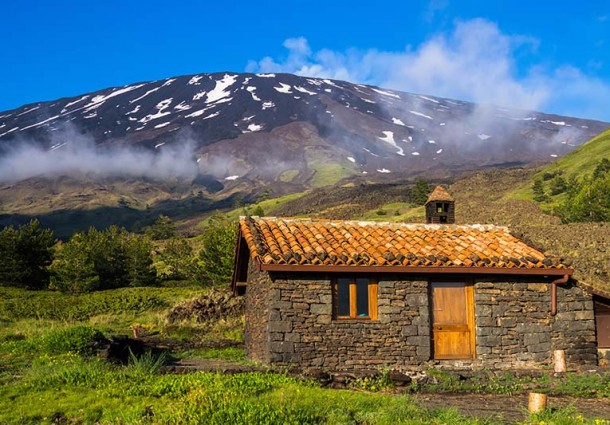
(359, 203, 426, 222)
(310, 163, 354, 188)
(510, 128, 610, 203)
(278, 169, 300, 182)
(2, 287, 610, 424)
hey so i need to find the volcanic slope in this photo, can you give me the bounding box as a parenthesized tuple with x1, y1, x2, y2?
(0, 72, 608, 191)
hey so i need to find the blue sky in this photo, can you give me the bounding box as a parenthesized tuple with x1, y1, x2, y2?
(1, 1, 609, 121)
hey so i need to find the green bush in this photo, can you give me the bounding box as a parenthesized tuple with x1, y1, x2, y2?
(37, 326, 105, 356)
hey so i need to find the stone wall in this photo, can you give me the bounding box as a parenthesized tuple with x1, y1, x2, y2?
(474, 279, 597, 369)
(244, 262, 273, 363)
(244, 270, 598, 372)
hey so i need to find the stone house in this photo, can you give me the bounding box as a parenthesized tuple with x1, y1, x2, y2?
(231, 187, 601, 372)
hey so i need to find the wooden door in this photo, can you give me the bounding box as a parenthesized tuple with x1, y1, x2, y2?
(431, 282, 475, 359)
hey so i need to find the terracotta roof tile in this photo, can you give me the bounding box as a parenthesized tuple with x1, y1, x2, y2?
(239, 216, 570, 271)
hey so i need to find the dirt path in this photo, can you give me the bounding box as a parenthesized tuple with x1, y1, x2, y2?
(416, 393, 610, 423)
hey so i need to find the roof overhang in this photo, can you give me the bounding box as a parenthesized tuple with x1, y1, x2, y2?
(258, 263, 573, 276)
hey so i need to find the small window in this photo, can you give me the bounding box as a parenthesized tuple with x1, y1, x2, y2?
(332, 277, 378, 320)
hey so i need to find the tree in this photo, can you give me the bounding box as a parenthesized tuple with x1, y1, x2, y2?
(411, 179, 431, 205)
(145, 215, 176, 240)
(160, 237, 198, 281)
(198, 214, 238, 286)
(125, 235, 156, 287)
(50, 226, 156, 292)
(557, 174, 610, 223)
(49, 234, 99, 294)
(532, 178, 548, 202)
(0, 220, 55, 289)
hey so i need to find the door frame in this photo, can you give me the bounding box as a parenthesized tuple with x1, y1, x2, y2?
(429, 279, 476, 360)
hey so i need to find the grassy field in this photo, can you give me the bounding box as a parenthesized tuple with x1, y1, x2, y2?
(1, 286, 609, 424)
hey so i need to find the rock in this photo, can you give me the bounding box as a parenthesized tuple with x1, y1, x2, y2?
(166, 289, 245, 323)
(388, 370, 412, 386)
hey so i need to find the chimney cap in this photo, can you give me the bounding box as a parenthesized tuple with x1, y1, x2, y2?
(425, 186, 454, 204)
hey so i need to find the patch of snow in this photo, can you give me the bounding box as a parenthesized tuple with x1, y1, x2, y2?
(162, 79, 176, 87)
(541, 120, 566, 126)
(225, 175, 240, 180)
(61, 96, 89, 111)
(83, 112, 97, 119)
(154, 142, 166, 149)
(363, 147, 380, 157)
(256, 73, 275, 78)
(509, 116, 535, 121)
(262, 101, 275, 110)
(409, 110, 433, 120)
(242, 115, 255, 122)
(206, 74, 237, 103)
(550, 154, 558, 158)
(581, 125, 589, 129)
(50, 142, 67, 151)
(273, 83, 293, 94)
(17, 115, 60, 132)
(128, 117, 137, 121)
(154, 122, 170, 129)
(378, 131, 405, 156)
(174, 101, 191, 111)
(197, 158, 201, 163)
(411, 152, 420, 156)
(76, 84, 144, 113)
(294, 96, 301, 100)
(323, 79, 341, 88)
(440, 122, 446, 126)
(347, 157, 356, 163)
(362, 171, 368, 174)
(419, 95, 439, 103)
(392, 118, 406, 126)
(17, 106, 40, 116)
(478, 134, 491, 140)
(246, 123, 263, 132)
(306, 79, 322, 86)
(188, 75, 203, 85)
(246, 86, 261, 101)
(126, 105, 141, 115)
(193, 91, 207, 101)
(203, 112, 220, 120)
(436, 149, 443, 154)
(130, 86, 162, 104)
(371, 88, 400, 99)
(295, 86, 316, 95)
(362, 98, 376, 104)
(324, 88, 332, 93)
(139, 98, 173, 123)
(428, 140, 436, 144)
(377, 168, 391, 173)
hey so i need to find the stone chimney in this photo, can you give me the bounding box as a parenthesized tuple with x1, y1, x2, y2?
(425, 186, 455, 224)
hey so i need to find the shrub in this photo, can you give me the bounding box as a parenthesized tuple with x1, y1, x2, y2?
(37, 326, 105, 356)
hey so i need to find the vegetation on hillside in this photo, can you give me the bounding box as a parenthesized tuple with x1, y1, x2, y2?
(0, 214, 237, 294)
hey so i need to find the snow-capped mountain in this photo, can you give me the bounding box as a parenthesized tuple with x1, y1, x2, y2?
(0, 72, 607, 188)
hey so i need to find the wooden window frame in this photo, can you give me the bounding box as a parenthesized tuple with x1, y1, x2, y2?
(332, 277, 378, 320)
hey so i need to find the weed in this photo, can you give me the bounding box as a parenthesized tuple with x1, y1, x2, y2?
(126, 348, 168, 375)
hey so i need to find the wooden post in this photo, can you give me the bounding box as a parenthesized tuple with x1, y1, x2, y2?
(528, 393, 548, 413)
(554, 349, 566, 373)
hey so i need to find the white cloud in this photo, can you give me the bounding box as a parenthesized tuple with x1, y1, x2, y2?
(246, 19, 610, 121)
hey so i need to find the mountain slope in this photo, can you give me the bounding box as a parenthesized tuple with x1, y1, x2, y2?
(0, 72, 607, 191)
